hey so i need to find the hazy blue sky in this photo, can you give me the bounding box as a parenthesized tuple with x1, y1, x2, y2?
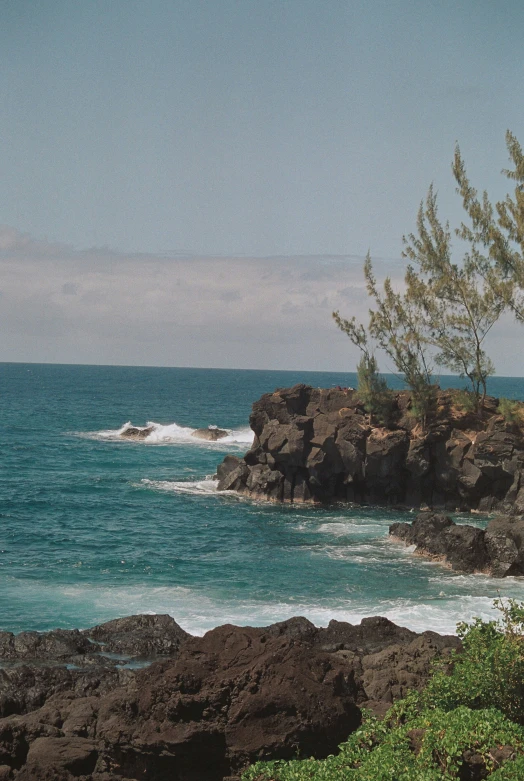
(1, 1, 524, 370)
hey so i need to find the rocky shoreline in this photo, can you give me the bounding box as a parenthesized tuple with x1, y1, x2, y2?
(0, 614, 459, 780)
(5, 383, 524, 779)
(216, 384, 524, 512)
(389, 511, 524, 576)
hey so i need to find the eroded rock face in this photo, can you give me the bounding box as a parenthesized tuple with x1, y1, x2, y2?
(216, 384, 524, 511)
(0, 615, 458, 781)
(390, 512, 524, 576)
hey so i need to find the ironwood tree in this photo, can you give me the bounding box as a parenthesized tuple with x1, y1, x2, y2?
(334, 131, 524, 418)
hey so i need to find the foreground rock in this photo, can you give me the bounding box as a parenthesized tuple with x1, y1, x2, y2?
(0, 615, 458, 780)
(390, 512, 524, 576)
(216, 384, 524, 511)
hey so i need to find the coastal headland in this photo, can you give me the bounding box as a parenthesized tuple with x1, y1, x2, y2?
(217, 384, 524, 512)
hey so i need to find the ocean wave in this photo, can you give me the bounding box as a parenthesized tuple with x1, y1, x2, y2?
(139, 478, 242, 499)
(11, 581, 518, 637)
(87, 420, 254, 448)
(6, 572, 524, 637)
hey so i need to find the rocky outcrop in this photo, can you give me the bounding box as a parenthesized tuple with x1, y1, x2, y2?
(390, 512, 524, 576)
(119, 425, 154, 440)
(216, 384, 524, 511)
(0, 615, 458, 780)
(192, 427, 228, 441)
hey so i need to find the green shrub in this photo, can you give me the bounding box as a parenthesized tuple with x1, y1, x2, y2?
(490, 756, 524, 779)
(497, 397, 523, 424)
(452, 388, 477, 413)
(356, 354, 392, 425)
(422, 599, 524, 724)
(241, 600, 524, 781)
(241, 707, 524, 780)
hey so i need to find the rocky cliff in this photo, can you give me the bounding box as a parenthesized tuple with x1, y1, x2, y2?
(217, 384, 524, 511)
(0, 614, 458, 781)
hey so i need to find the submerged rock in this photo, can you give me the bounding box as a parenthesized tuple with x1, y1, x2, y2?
(0, 614, 458, 780)
(119, 424, 154, 440)
(192, 426, 228, 441)
(216, 384, 524, 512)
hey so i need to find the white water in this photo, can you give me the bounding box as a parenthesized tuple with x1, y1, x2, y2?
(4, 576, 517, 638)
(92, 420, 254, 447)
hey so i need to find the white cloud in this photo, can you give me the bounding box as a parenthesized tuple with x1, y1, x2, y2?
(0, 226, 522, 373)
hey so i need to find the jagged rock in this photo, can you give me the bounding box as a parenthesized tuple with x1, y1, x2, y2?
(0, 615, 458, 781)
(390, 511, 524, 576)
(0, 629, 93, 662)
(119, 425, 154, 440)
(192, 427, 228, 441)
(84, 614, 191, 657)
(485, 515, 524, 576)
(216, 384, 524, 511)
(17, 737, 98, 780)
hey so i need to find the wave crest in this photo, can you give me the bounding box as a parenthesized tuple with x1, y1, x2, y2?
(90, 420, 254, 447)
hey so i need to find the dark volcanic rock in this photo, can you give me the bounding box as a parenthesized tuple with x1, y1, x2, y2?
(216, 384, 524, 512)
(0, 630, 93, 662)
(390, 511, 524, 576)
(0, 615, 458, 781)
(84, 614, 191, 657)
(119, 425, 154, 440)
(485, 515, 524, 576)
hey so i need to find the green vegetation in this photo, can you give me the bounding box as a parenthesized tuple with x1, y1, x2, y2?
(452, 388, 477, 414)
(497, 397, 523, 424)
(332, 312, 392, 424)
(241, 600, 524, 780)
(355, 354, 392, 425)
(333, 131, 524, 420)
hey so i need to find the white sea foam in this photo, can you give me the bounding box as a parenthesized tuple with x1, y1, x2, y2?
(316, 521, 386, 537)
(8, 575, 524, 637)
(88, 420, 254, 448)
(141, 478, 219, 495)
(140, 478, 245, 500)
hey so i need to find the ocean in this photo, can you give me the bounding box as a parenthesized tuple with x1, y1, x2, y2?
(3, 362, 524, 637)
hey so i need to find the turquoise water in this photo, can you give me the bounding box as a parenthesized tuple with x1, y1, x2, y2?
(3, 362, 524, 636)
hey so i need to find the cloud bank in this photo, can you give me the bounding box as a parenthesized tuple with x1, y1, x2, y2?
(0, 226, 520, 374)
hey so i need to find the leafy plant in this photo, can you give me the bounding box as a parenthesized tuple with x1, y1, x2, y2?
(241, 707, 524, 780)
(422, 599, 524, 724)
(241, 600, 524, 781)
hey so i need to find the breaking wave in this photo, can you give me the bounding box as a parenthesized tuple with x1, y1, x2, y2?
(88, 420, 254, 448)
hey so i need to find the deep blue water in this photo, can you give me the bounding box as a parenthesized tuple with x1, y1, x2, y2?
(2, 362, 524, 636)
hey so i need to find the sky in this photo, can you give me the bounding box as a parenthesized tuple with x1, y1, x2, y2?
(1, 0, 524, 372)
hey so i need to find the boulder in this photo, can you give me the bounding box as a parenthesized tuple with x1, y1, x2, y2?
(84, 614, 191, 657)
(192, 427, 228, 441)
(119, 425, 154, 440)
(485, 515, 524, 576)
